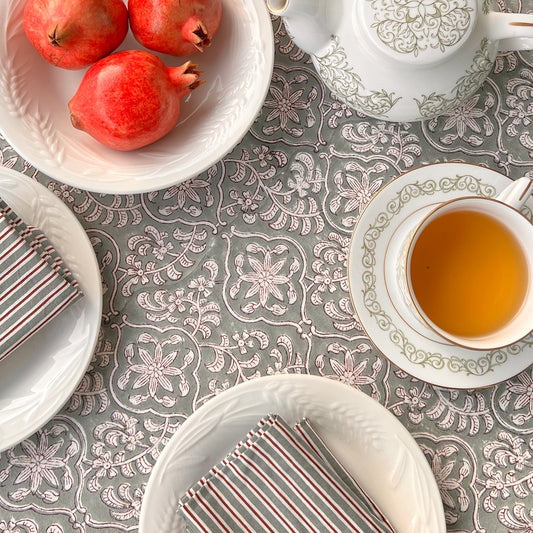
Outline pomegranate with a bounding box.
[68,50,202,151]
[129,0,222,56]
[23,0,129,70]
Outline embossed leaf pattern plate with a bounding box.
[0,168,102,452]
[348,162,533,389]
[139,374,446,533]
[0,0,274,194]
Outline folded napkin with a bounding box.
[0,198,83,360]
[177,414,396,533]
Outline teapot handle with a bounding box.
[486,12,533,51]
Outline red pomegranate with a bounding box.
[129,0,222,56]
[68,50,203,151]
[23,0,129,70]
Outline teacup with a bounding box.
[395,177,533,350]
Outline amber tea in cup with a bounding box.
[409,209,529,339]
[404,184,533,350]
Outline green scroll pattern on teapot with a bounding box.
[415,38,493,118]
[368,0,474,56]
[314,36,400,117]
[314,36,493,119]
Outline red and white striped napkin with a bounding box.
[0,198,83,361]
[177,414,396,532]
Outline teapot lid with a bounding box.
[359,0,478,66]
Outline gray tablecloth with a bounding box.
[1,12,533,533]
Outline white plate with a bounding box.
[0,168,102,452]
[0,0,274,194]
[139,374,446,533]
[348,162,533,390]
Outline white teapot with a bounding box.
[266,0,533,122]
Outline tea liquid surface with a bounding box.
[410,209,528,338]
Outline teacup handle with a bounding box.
[496,177,533,210]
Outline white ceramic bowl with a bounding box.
[0,0,274,194]
[0,167,102,452]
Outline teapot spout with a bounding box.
[266,0,332,56]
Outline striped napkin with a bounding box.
[177,414,396,533]
[0,198,83,360]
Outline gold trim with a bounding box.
[266,0,289,14]
[519,180,533,201]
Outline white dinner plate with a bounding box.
[139,374,446,533]
[0,0,274,194]
[0,167,102,452]
[348,162,533,389]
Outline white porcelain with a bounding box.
[348,162,533,389]
[267,0,533,122]
[139,374,446,533]
[0,0,274,194]
[394,178,533,350]
[0,168,102,452]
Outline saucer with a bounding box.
[348,162,533,389]
[139,375,445,533]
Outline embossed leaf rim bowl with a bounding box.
[0,167,102,453]
[139,374,446,533]
[0,0,274,194]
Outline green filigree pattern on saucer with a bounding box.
[368,0,473,55]
[314,36,400,117]
[361,174,533,375]
[415,38,494,117]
